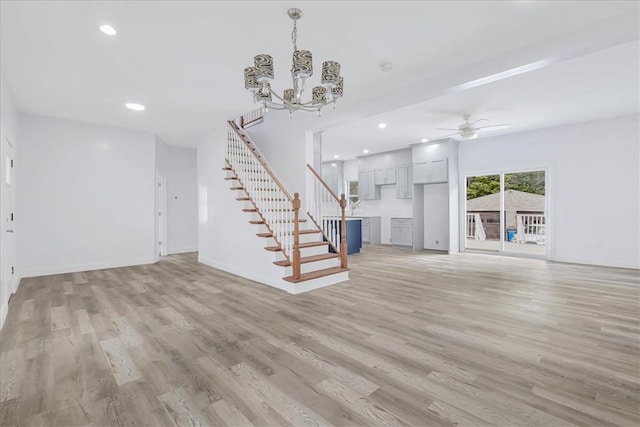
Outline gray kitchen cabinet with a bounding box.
[374,167,397,185]
[358,170,379,200]
[413,158,448,184]
[391,218,413,247]
[396,164,413,199]
[360,216,381,244]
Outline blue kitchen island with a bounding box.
[327,217,362,255]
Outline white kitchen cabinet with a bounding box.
[413,159,448,184]
[358,170,379,200]
[374,167,397,185]
[360,216,381,244]
[396,164,413,199]
[391,218,413,247]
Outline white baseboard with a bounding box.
[21,257,159,278]
[198,256,349,295]
[0,299,7,331]
[198,256,295,293]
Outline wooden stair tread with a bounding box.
[242,208,258,213]
[230,186,245,190]
[299,241,330,249]
[264,240,328,252]
[224,177,239,181]
[283,267,349,283]
[236,197,251,201]
[249,220,265,225]
[222,167,232,171]
[256,229,321,238]
[274,253,339,267]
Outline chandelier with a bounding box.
[243,8,343,117]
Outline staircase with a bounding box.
[223,114,349,294]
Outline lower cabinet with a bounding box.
[390,218,413,247]
[361,216,381,245]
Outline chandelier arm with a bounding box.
[262,101,290,111]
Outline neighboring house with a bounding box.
[466,190,545,241]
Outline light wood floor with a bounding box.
[1,246,639,427]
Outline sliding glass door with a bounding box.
[465,174,501,252]
[465,170,547,257]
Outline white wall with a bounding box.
[155,137,198,254]
[245,113,309,203]
[196,128,288,287]
[0,70,19,329]
[458,114,640,269]
[16,113,158,277]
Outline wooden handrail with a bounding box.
[306,164,340,202]
[228,120,294,202]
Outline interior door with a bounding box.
[1,135,16,303]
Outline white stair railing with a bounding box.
[306,164,347,269]
[238,107,264,129]
[226,120,295,263]
[516,214,545,244]
[466,213,486,240]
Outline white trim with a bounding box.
[198,256,295,293]
[198,255,347,294]
[20,257,158,278]
[0,299,7,331]
[0,274,22,331]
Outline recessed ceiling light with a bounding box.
[421,138,429,143]
[100,24,117,36]
[331,163,337,167]
[363,149,369,154]
[378,123,387,129]
[333,155,339,159]
[125,103,145,111]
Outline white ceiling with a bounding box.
[1,1,638,148]
[323,40,640,160]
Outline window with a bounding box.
[347,180,359,205]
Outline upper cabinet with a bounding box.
[414,158,448,184]
[374,167,397,185]
[358,169,379,200]
[396,164,413,199]
[412,140,456,185]
[321,161,343,196]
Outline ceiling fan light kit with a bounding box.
[437,114,509,140]
[243,8,344,117]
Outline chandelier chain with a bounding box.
[291,20,298,51]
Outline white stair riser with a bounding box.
[259,232,322,246]
[273,244,331,261]
[291,271,350,294]
[282,257,341,275]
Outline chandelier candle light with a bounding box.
[243,8,343,117]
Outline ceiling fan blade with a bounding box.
[476,124,509,131]
[436,128,459,131]
[470,118,489,126]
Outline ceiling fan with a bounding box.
[437,114,509,140]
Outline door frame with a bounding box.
[460,166,550,260]
[157,175,167,257]
[1,134,17,313]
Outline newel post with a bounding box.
[339,193,348,269]
[293,193,301,280]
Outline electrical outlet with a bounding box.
[435,240,439,245]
